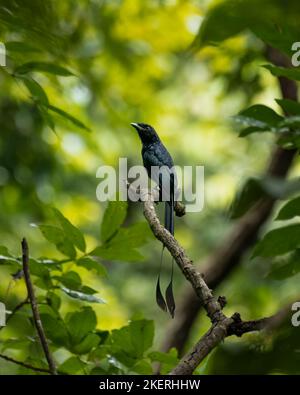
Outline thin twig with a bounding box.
[21,238,57,375]
[0,353,51,374]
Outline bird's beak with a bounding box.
[130,123,140,131]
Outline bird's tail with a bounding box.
[155,173,176,318]
[164,199,174,236]
[165,258,175,318]
[164,175,175,317]
[156,246,167,313]
[156,246,175,318]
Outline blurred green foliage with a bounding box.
[0,0,300,375]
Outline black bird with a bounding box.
[131,122,177,317]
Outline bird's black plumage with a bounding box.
[131,122,176,317]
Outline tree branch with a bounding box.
[21,238,57,375]
[170,299,296,375]
[0,353,51,374]
[142,190,227,323]
[170,320,230,375]
[142,190,235,374]
[142,187,298,374]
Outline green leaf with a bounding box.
[148,349,179,365]
[80,285,98,295]
[34,224,65,244]
[52,208,86,252]
[230,178,265,218]
[39,105,56,131]
[0,246,11,256]
[231,177,300,219]
[6,41,40,53]
[39,313,69,347]
[278,116,300,130]
[32,224,76,259]
[130,320,154,358]
[108,320,155,368]
[193,0,253,47]
[28,259,52,289]
[233,104,283,134]
[276,99,300,116]
[253,224,300,258]
[239,126,268,137]
[72,333,100,355]
[109,222,153,248]
[100,201,128,243]
[19,76,49,105]
[1,338,34,352]
[89,344,111,362]
[15,61,74,76]
[55,271,101,297]
[277,197,300,220]
[59,357,86,374]
[90,222,154,262]
[0,246,20,267]
[36,258,62,270]
[66,307,97,344]
[92,222,153,262]
[193,0,299,57]
[76,256,107,276]
[148,348,179,374]
[131,360,153,375]
[267,250,300,280]
[91,245,144,262]
[57,271,82,290]
[46,292,61,311]
[264,64,300,82]
[55,239,76,259]
[47,104,90,131]
[29,258,50,278]
[60,286,106,304]
[89,366,108,375]
[108,327,135,367]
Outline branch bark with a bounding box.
[170,300,295,375]
[142,188,297,374]
[21,238,57,375]
[142,190,226,323]
[0,353,51,374]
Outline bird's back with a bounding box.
[142,141,174,172]
[142,141,177,196]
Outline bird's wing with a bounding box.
[143,144,177,200]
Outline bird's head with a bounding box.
[131,123,160,144]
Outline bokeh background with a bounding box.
[0,0,299,374]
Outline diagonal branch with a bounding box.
[142,190,227,324]
[142,190,235,374]
[170,300,296,375]
[0,353,51,374]
[142,188,299,374]
[21,238,57,375]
